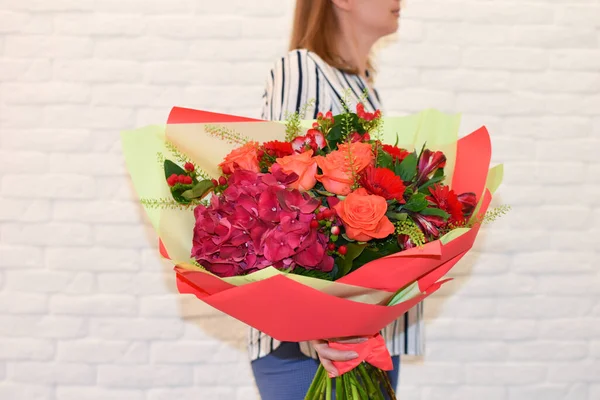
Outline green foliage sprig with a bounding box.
[205,124,250,147]
[395,219,426,247]
[284,98,316,142]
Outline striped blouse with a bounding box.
[248,48,425,361]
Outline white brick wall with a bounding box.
[0,0,599,399]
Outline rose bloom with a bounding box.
[219,141,260,174]
[274,150,318,191]
[333,187,395,242]
[315,142,374,195]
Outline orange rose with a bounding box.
[274,150,317,191]
[219,141,260,174]
[333,188,395,242]
[315,142,374,195]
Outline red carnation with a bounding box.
[426,184,464,224]
[262,140,293,159]
[382,144,410,163]
[356,103,381,122]
[184,162,195,172]
[359,165,406,202]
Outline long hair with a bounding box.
[289,0,375,80]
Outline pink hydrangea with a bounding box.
[191,169,333,277]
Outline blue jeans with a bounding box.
[251,342,400,400]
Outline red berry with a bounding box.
[338,245,347,255]
[177,175,187,184]
[312,122,320,129]
[327,242,336,251]
[184,162,195,172]
[316,212,325,221]
[310,220,319,229]
[218,176,227,186]
[363,132,371,141]
[167,174,178,187]
[183,176,193,184]
[331,226,340,235]
[323,209,334,219]
[317,111,323,120]
[221,165,232,175]
[211,179,218,187]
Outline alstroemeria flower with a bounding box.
[291,129,326,153]
[416,149,446,186]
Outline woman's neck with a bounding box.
[333,16,377,79]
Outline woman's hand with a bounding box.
[310,337,368,377]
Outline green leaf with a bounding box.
[327,123,343,143]
[164,159,185,179]
[397,152,417,182]
[291,266,334,281]
[327,113,360,150]
[353,240,401,268]
[341,233,355,242]
[377,148,394,169]
[404,193,428,212]
[394,161,403,177]
[417,141,427,161]
[420,207,450,219]
[181,179,214,200]
[336,243,367,278]
[418,175,445,193]
[385,211,408,222]
[315,189,337,197]
[170,185,192,204]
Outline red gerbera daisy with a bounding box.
[359,165,406,202]
[382,144,410,163]
[426,184,464,224]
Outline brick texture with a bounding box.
[0,0,599,399]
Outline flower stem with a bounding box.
[357,362,385,400]
[352,369,370,400]
[343,371,354,400]
[371,364,397,400]
[304,364,325,400]
[351,382,360,400]
[336,373,345,398]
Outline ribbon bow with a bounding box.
[327,333,393,377]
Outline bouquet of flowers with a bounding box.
[121,102,506,399]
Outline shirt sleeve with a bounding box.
[260,49,332,121]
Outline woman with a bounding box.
[250,0,423,398]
